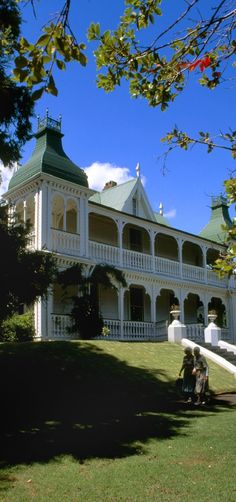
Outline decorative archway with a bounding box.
[182,241,203,267]
[52,194,65,230]
[208,297,227,327]
[89,212,118,246]
[156,288,179,323]
[155,233,178,261]
[66,198,77,233]
[123,223,150,254]
[124,285,151,321]
[184,293,204,324]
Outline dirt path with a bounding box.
[212,393,236,406]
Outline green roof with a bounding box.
[8,115,88,190]
[153,211,170,227]
[89,178,137,211]
[199,196,233,243]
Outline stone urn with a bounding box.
[208,310,217,324]
[170,306,181,321]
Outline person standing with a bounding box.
[193,346,209,405]
[179,347,196,403]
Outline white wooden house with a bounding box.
[4,114,236,342]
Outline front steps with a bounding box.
[200,342,236,366]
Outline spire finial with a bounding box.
[136,162,140,177]
[159,202,163,215]
[37,110,62,132]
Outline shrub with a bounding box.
[0,312,35,342]
[69,294,103,339]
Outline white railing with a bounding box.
[50,231,232,290]
[50,316,168,341]
[123,249,153,271]
[123,321,154,340]
[89,241,120,265]
[207,269,228,286]
[155,256,180,276]
[52,315,232,343]
[51,229,80,256]
[123,321,167,340]
[182,263,205,282]
[186,324,205,342]
[101,319,121,339]
[221,328,230,341]
[51,314,73,339]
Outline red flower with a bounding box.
[199,56,211,71]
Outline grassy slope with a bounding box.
[0,340,236,502]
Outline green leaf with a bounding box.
[78,52,87,67]
[15,56,28,68]
[87,23,101,41]
[36,34,51,46]
[13,68,29,82]
[32,87,45,101]
[56,59,66,70]
[46,75,58,96]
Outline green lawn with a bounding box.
[0,340,236,501]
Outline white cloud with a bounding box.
[164,208,177,219]
[0,164,15,197]
[84,161,133,191]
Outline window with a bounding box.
[132,198,137,216]
[129,228,142,252]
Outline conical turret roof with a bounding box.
[199,196,233,243]
[8,113,88,190]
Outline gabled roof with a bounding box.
[8,115,88,190]
[89,177,157,222]
[90,178,137,210]
[199,196,233,243]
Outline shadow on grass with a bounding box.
[0,341,233,471]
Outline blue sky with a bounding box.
[2,0,235,235]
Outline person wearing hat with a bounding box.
[179,347,196,403]
[192,346,209,405]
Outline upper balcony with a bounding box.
[17,195,232,289]
[51,226,229,288]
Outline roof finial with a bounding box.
[136,162,140,177]
[37,110,62,132]
[159,202,163,215]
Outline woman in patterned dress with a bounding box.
[179,347,196,402]
[193,346,209,405]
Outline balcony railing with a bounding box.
[49,230,231,288]
[50,315,168,341]
[155,256,180,276]
[51,229,80,256]
[89,240,120,265]
[51,314,73,339]
[50,314,231,342]
[182,263,205,282]
[123,249,153,271]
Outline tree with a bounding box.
[1,1,235,164]
[1,1,235,271]
[88,1,236,157]
[0,203,57,325]
[0,0,87,166]
[213,178,236,276]
[57,263,127,339]
[0,0,34,166]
